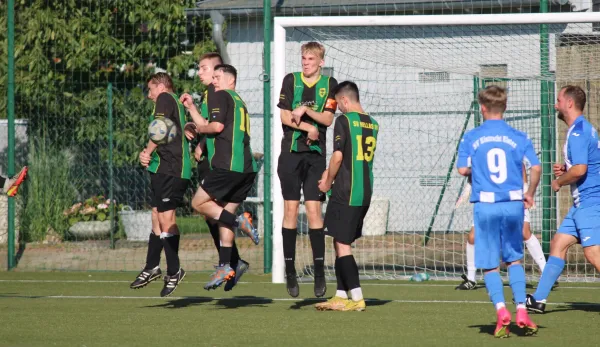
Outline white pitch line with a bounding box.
[0,295,597,307]
[1,279,600,290]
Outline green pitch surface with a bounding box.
[1,272,599,346]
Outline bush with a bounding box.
[20,140,81,241]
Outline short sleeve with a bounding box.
[568,126,590,165]
[457,132,472,169]
[155,93,178,123]
[333,115,348,152]
[324,77,338,113]
[208,91,230,124]
[277,73,294,111]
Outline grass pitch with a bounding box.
[0,272,599,346]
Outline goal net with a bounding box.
[271,13,600,283]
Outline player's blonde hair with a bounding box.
[478,85,507,113]
[147,72,173,91]
[301,41,325,60]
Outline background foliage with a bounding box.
[0,0,217,239]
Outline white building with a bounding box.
[190,0,597,234]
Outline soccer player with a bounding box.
[186,64,259,290]
[457,86,540,337]
[1,166,28,197]
[315,81,377,312]
[133,72,190,297]
[180,52,250,291]
[527,85,600,314]
[456,167,547,290]
[277,41,338,298]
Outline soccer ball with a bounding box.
[148,117,177,144]
[409,273,431,282]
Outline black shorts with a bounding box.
[201,168,257,203]
[150,173,189,213]
[277,151,325,201]
[324,201,370,245]
[196,158,211,182]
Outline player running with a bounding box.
[527,85,600,313]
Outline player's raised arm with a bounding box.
[300,78,337,127]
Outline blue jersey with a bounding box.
[563,115,600,207]
[457,120,540,203]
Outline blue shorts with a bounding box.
[557,205,600,248]
[474,201,524,270]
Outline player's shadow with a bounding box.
[365,298,392,307]
[214,296,273,309]
[144,296,213,309]
[469,323,545,337]
[289,298,392,310]
[289,298,321,310]
[546,302,600,314]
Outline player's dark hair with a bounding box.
[333,81,360,102]
[214,64,237,82]
[478,85,507,113]
[199,52,223,65]
[561,85,586,111]
[147,72,173,91]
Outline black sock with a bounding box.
[207,220,220,252]
[219,246,232,266]
[338,254,360,290]
[335,257,348,292]
[0,176,5,188]
[161,234,180,276]
[309,228,325,277]
[282,228,297,274]
[217,210,238,228]
[145,232,163,269]
[231,241,241,268]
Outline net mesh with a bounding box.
[282,22,600,281]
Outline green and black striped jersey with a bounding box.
[147,92,192,179]
[206,90,258,173]
[277,72,338,155]
[330,112,379,206]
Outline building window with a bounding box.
[418,71,450,83]
[419,175,447,187]
[480,64,508,78]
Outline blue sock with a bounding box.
[533,256,565,301]
[484,271,505,307]
[508,264,526,304]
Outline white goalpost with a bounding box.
[271,12,600,283]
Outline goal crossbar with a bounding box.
[271,12,600,283]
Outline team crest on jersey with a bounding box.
[319,88,326,98]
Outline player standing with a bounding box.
[457,86,540,337]
[133,73,190,297]
[180,52,250,291]
[315,81,377,312]
[277,42,338,297]
[186,64,259,290]
[527,86,600,313]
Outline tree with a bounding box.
[0,0,216,165]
